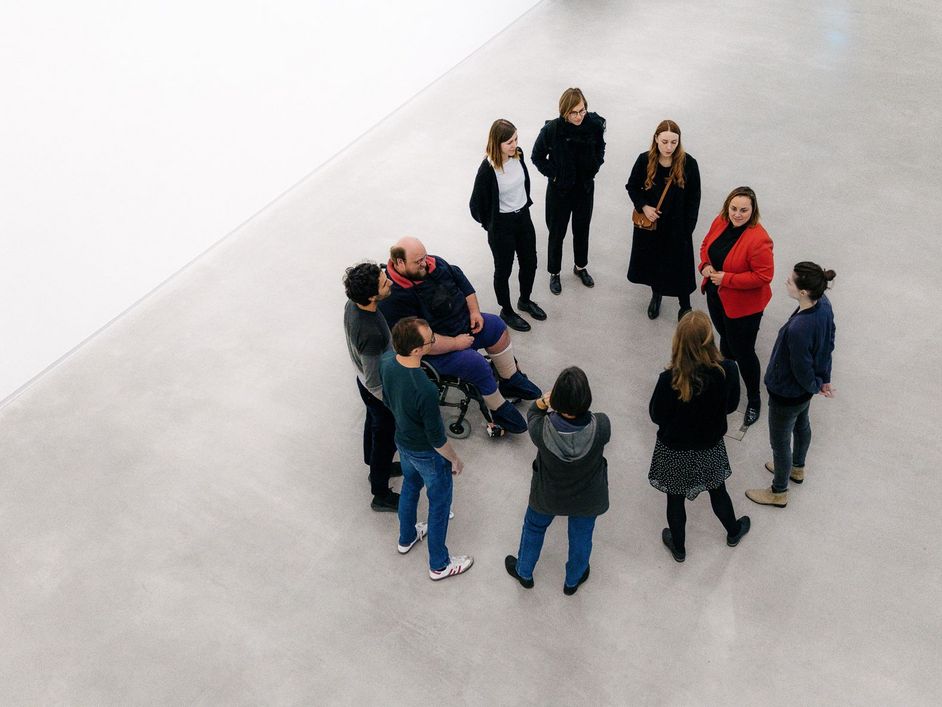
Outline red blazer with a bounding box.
[698,215,774,318]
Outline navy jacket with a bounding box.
[379,256,475,338]
[764,295,836,398]
[469,148,533,231]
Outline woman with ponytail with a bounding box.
[746,262,837,508]
[647,311,750,562]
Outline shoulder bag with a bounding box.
[631,178,672,231]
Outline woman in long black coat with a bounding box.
[626,119,701,321]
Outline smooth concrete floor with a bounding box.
[2,0,941,703]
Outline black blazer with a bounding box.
[469,148,533,231]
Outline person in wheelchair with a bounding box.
[380,237,541,434]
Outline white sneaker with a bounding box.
[429,555,474,581]
[398,521,428,554]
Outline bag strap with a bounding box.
[654,178,673,211]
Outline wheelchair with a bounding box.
[421,358,515,439]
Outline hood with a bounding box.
[386,256,438,289]
[541,413,598,462]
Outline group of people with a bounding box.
[342,87,838,589]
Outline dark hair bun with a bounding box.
[824,269,837,281]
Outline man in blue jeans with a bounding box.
[380,316,473,581]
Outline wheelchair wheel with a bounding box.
[446,416,471,439]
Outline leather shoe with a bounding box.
[504,555,534,589]
[744,402,761,426]
[500,308,530,332]
[549,273,561,295]
[563,565,590,595]
[573,266,594,288]
[517,299,547,321]
[661,528,685,562]
[647,293,662,319]
[678,307,692,321]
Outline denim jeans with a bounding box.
[356,379,397,497]
[768,397,812,492]
[515,506,596,587]
[397,446,453,571]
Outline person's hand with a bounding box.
[453,333,474,350]
[820,383,835,398]
[701,264,715,277]
[708,270,725,286]
[642,205,660,222]
[451,456,464,475]
[469,311,484,334]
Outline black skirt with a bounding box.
[648,438,731,500]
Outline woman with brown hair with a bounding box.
[532,87,606,296]
[698,186,774,426]
[626,119,701,321]
[470,119,545,332]
[648,311,750,562]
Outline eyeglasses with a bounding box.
[568,108,587,119]
[423,334,436,347]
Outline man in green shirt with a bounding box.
[381,316,473,581]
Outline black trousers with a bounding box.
[706,288,763,405]
[356,378,397,497]
[652,286,691,310]
[666,483,739,553]
[546,182,594,274]
[487,208,537,310]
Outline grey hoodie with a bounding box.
[527,402,611,517]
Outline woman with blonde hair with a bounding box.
[626,119,701,321]
[531,87,606,295]
[648,311,750,562]
[470,119,545,332]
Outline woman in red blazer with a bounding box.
[698,186,773,426]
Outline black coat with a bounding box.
[531,113,606,193]
[468,148,533,232]
[626,153,701,296]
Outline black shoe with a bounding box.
[744,402,761,426]
[727,516,751,547]
[549,274,561,295]
[504,555,534,589]
[647,293,662,319]
[370,491,400,512]
[517,299,547,321]
[661,528,685,562]
[678,307,692,321]
[390,461,403,478]
[563,565,590,595]
[573,266,595,288]
[500,308,531,332]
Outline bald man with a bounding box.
[379,237,541,434]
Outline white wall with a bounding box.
[0,0,539,403]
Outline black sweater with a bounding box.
[649,360,740,450]
[531,113,606,192]
[468,148,533,232]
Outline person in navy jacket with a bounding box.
[746,262,837,507]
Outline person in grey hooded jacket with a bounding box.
[504,366,610,595]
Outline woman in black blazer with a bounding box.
[470,119,546,331]
[626,119,701,321]
[648,311,750,562]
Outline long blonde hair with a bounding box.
[669,311,724,402]
[644,119,687,190]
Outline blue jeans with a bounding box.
[768,397,812,492]
[397,447,453,571]
[515,506,596,587]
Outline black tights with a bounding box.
[652,287,690,310]
[666,483,740,553]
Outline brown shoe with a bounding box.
[765,461,805,484]
[745,486,788,508]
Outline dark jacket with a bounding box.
[469,149,534,232]
[649,359,740,450]
[531,113,606,193]
[527,402,611,517]
[764,295,836,399]
[379,256,475,337]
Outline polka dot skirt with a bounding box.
[648,438,732,500]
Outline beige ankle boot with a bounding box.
[745,486,788,507]
[765,461,805,484]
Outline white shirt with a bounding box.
[495,157,527,213]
